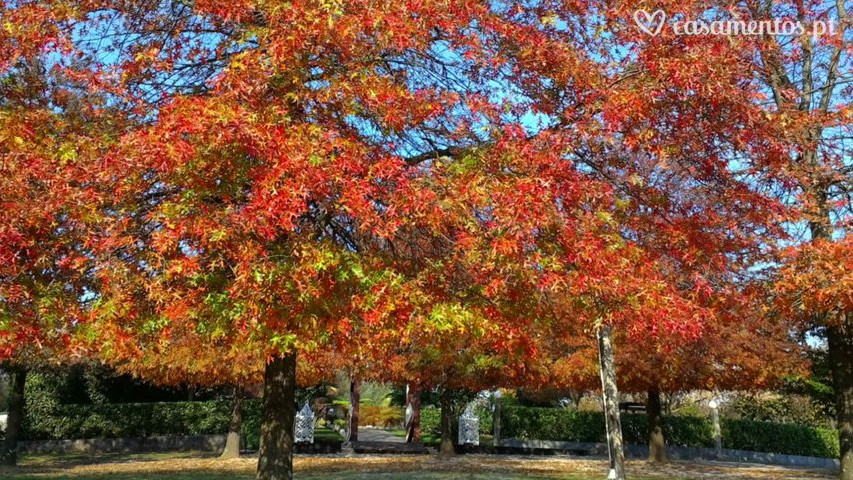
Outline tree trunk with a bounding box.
[257,354,296,480]
[808,185,851,480]
[597,326,626,480]
[439,390,455,456]
[647,387,667,463]
[405,384,421,443]
[568,390,583,409]
[349,378,360,442]
[220,386,243,460]
[829,318,853,480]
[1,368,26,466]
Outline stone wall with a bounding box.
[19,434,227,455]
[493,438,840,470]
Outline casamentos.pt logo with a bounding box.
[633,9,838,39]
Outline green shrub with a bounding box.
[721,419,839,458]
[23,401,234,440]
[22,400,840,459]
[721,392,833,428]
[665,415,715,447]
[23,398,345,451]
[241,400,262,451]
[360,405,404,428]
[500,406,834,458]
[420,405,492,436]
[502,407,605,442]
[618,413,713,448]
[420,406,439,434]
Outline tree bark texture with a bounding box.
[647,387,667,463]
[220,386,243,460]
[598,326,626,480]
[1,368,26,466]
[257,354,297,480]
[829,319,853,480]
[439,390,456,456]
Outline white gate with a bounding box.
[294,402,315,444]
[458,404,479,446]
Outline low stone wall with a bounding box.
[20,434,342,455]
[19,434,227,455]
[493,438,840,470]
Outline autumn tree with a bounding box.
[681,2,852,476]
[4,3,846,480]
[465,2,817,474]
[385,127,730,470]
[1,2,510,477]
[62,2,508,479]
[495,2,850,474]
[0,55,118,464]
[542,282,806,462]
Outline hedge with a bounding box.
[420,405,493,436]
[23,399,345,451]
[501,406,839,458]
[721,418,838,458]
[23,400,235,441]
[22,401,840,459]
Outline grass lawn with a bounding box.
[0,451,835,480]
[312,427,344,443]
[2,472,619,480]
[387,429,493,446]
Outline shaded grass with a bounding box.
[18,451,214,468]
[1,473,614,480]
[1,452,650,480]
[313,427,344,443]
[4,473,249,480]
[0,450,833,480]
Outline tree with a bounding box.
[777,236,853,475]
[543,283,805,462]
[473,2,816,472]
[5,3,844,479]
[91,305,265,459]
[0,57,114,464]
[624,287,806,463]
[703,3,852,476]
[382,129,729,471]
[65,3,508,479]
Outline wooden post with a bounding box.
[597,326,626,480]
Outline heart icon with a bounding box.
[633,9,666,36]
